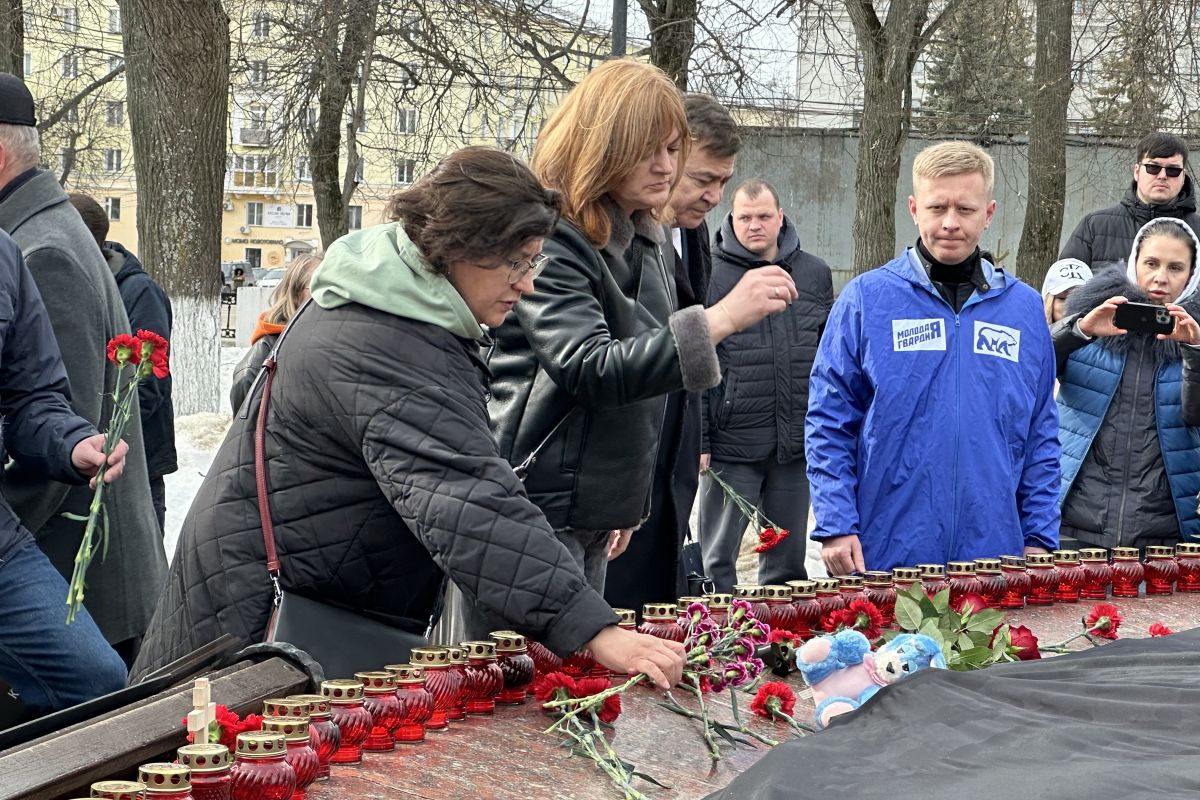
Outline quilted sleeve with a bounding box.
[361,384,619,655]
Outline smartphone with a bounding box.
[1113,301,1176,335]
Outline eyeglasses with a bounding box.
[1142,162,1185,178]
[506,253,549,285]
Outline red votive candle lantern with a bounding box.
[836,574,867,606]
[408,647,457,730]
[176,744,231,800]
[972,559,1007,609]
[489,630,535,704]
[1176,542,1200,592]
[1078,548,1112,600]
[863,571,897,624]
[137,764,192,800]
[1144,545,1180,595]
[90,780,147,799]
[385,663,434,742]
[321,679,371,764]
[286,694,339,780]
[1110,546,1144,598]
[446,646,469,721]
[526,638,564,678]
[639,603,686,642]
[261,718,319,799]
[763,584,800,634]
[704,593,732,626]
[946,561,982,606]
[814,578,846,629]
[917,563,949,598]
[786,580,821,640]
[891,566,921,596]
[461,640,504,715]
[230,733,295,800]
[732,585,772,625]
[1053,550,1085,602]
[1026,553,1059,605]
[999,555,1030,609]
[356,671,401,751]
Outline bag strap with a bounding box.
[513,408,574,480]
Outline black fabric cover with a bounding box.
[705,630,1200,799]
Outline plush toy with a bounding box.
[796,631,945,729]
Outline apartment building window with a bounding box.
[245,248,262,270]
[400,62,419,89]
[356,112,368,133]
[106,100,123,126]
[395,108,417,134]
[230,155,279,188]
[248,60,268,86]
[108,8,122,33]
[109,55,124,76]
[64,106,78,124]
[60,54,79,79]
[295,157,311,181]
[252,12,270,38]
[246,104,267,130]
[104,148,123,172]
[304,106,317,128]
[296,203,313,227]
[57,5,79,32]
[105,197,121,221]
[22,53,31,77]
[245,201,264,227]
[348,205,362,230]
[57,147,69,173]
[399,14,421,36]
[354,158,364,182]
[394,159,416,186]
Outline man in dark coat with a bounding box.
[0,76,165,668]
[699,178,833,591]
[68,193,177,534]
[604,94,739,615]
[1060,132,1200,268]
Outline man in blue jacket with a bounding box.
[806,142,1060,574]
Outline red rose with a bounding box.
[1084,603,1122,640]
[106,333,142,366]
[823,599,884,641]
[952,593,988,614]
[1149,623,1175,637]
[1006,624,1041,660]
[754,527,791,553]
[532,671,577,704]
[750,681,796,719]
[597,693,622,724]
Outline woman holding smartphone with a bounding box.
[1053,217,1200,551]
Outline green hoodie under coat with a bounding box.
[310,222,483,340]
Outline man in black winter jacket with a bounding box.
[699,179,833,592]
[1060,132,1200,268]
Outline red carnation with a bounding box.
[1149,623,1175,637]
[1084,603,1122,640]
[769,628,799,647]
[750,681,796,719]
[532,671,577,704]
[572,677,611,698]
[754,527,791,553]
[952,593,988,614]
[823,599,884,641]
[106,333,142,366]
[597,693,622,724]
[561,651,596,678]
[136,330,170,378]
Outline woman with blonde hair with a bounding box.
[487,59,795,602]
[229,252,323,411]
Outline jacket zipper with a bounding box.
[1114,339,1145,545]
[950,314,961,558]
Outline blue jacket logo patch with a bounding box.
[892,318,946,352]
[973,321,1021,363]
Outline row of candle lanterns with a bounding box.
[79,631,539,800]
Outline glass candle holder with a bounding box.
[1144,545,1180,596]
[639,603,686,642]
[91,781,148,800]
[1026,553,1059,605]
[286,694,339,781]
[971,559,1007,609]
[230,733,295,800]
[999,555,1030,609]
[946,561,982,606]
[137,764,191,800]
[385,664,434,743]
[177,744,231,800]
[917,563,949,598]
[408,642,453,734]
[1110,546,1144,598]
[446,646,469,721]
[614,608,637,631]
[1078,548,1112,600]
[526,638,564,678]
[862,571,897,625]
[732,585,772,626]
[814,578,846,630]
[1052,550,1085,602]
[460,640,504,715]
[836,574,867,606]
[321,679,371,764]
[490,630,535,704]
[355,671,402,751]
[763,585,800,634]
[705,593,732,626]
[785,580,821,640]
[891,567,922,596]
[1176,542,1200,593]
[261,718,319,799]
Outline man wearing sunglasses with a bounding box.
[1060,132,1200,268]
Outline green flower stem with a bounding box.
[662,688,721,761]
[542,673,645,736]
[700,467,782,532]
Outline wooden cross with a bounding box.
[186,678,216,745]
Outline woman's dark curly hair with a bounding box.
[385,146,561,275]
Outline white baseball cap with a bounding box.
[1042,258,1093,298]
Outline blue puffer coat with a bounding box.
[805,248,1060,571]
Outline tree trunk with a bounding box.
[853,68,911,273]
[1016,0,1072,281]
[118,0,229,414]
[0,0,22,78]
[638,0,696,90]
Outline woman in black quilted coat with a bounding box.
[131,148,685,688]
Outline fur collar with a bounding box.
[1065,265,1200,362]
[600,197,665,260]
